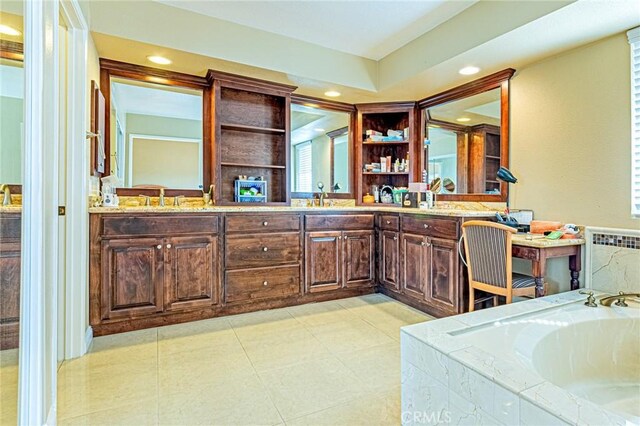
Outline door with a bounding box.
[401,233,428,300]
[380,230,400,291]
[343,230,374,288]
[425,237,459,313]
[101,238,164,320]
[165,235,219,311]
[305,231,342,292]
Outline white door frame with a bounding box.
[19,0,88,424]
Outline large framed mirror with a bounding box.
[99,59,211,196]
[290,95,355,199]
[0,39,23,194]
[418,69,515,202]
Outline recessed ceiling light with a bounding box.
[314,128,325,132]
[456,117,471,122]
[0,25,21,36]
[459,66,480,75]
[147,55,172,65]
[324,90,341,97]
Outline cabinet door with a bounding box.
[401,233,428,300]
[343,230,374,288]
[305,231,342,293]
[101,238,164,320]
[380,230,400,291]
[425,237,459,314]
[0,241,20,349]
[165,235,219,311]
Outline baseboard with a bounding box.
[84,326,93,353]
[45,403,56,426]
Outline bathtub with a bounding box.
[401,291,640,425]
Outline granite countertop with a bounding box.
[512,233,586,248]
[0,205,22,213]
[88,204,499,218]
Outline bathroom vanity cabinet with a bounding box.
[90,209,478,335]
[0,212,21,350]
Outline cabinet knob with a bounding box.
[156,244,162,249]
[421,241,426,246]
[386,220,391,224]
[393,236,398,241]
[338,236,342,240]
[423,224,429,229]
[166,244,172,249]
[263,281,268,286]
[262,221,268,226]
[262,247,268,252]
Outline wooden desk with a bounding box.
[511,235,585,298]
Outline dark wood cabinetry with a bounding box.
[425,237,459,313]
[343,230,374,287]
[379,230,400,291]
[0,213,21,350]
[401,233,429,299]
[305,231,342,292]
[468,124,501,194]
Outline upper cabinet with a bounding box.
[207,71,297,205]
[418,69,515,202]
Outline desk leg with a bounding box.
[531,254,547,298]
[569,246,582,290]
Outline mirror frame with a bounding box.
[0,40,24,193]
[290,94,356,199]
[418,68,515,202]
[99,58,211,196]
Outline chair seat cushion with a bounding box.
[512,273,536,289]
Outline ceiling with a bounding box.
[84,0,640,103]
[156,0,476,60]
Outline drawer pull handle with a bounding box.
[263,221,268,226]
[263,281,268,286]
[156,244,162,249]
[166,244,172,249]
[423,224,429,229]
[262,247,268,252]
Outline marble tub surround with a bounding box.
[400,290,637,425]
[585,226,640,294]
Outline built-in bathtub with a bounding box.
[401,291,640,425]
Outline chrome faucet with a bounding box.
[0,184,11,206]
[600,291,640,307]
[139,195,151,206]
[173,195,184,206]
[317,182,327,207]
[159,188,166,207]
[579,290,597,307]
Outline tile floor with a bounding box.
[0,349,18,425]
[54,294,433,425]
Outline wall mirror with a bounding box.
[419,69,514,202]
[290,96,354,198]
[100,59,210,196]
[0,39,23,187]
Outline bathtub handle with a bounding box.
[578,290,597,308]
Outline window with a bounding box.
[629,27,640,216]
[295,141,312,192]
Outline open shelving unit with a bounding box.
[208,71,297,205]
[468,124,501,194]
[355,102,418,205]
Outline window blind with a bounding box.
[295,141,312,192]
[629,27,640,217]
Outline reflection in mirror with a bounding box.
[425,87,501,194]
[0,4,22,424]
[109,78,203,189]
[290,104,350,194]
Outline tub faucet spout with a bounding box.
[600,292,640,307]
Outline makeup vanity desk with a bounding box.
[511,234,585,298]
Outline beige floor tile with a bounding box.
[285,389,400,426]
[240,326,331,372]
[57,400,158,426]
[90,328,157,353]
[307,318,395,355]
[57,358,157,419]
[159,373,282,425]
[258,357,366,420]
[158,345,254,393]
[286,300,358,326]
[229,309,302,342]
[336,343,401,392]
[0,349,18,368]
[158,317,239,356]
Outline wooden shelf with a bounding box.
[485,155,501,160]
[221,162,286,169]
[363,172,409,175]
[220,123,286,135]
[486,179,499,184]
[362,140,409,145]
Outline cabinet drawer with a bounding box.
[225,233,300,269]
[102,215,218,237]
[305,214,374,231]
[0,214,21,241]
[225,214,300,233]
[401,215,458,239]
[225,265,300,303]
[378,214,399,231]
